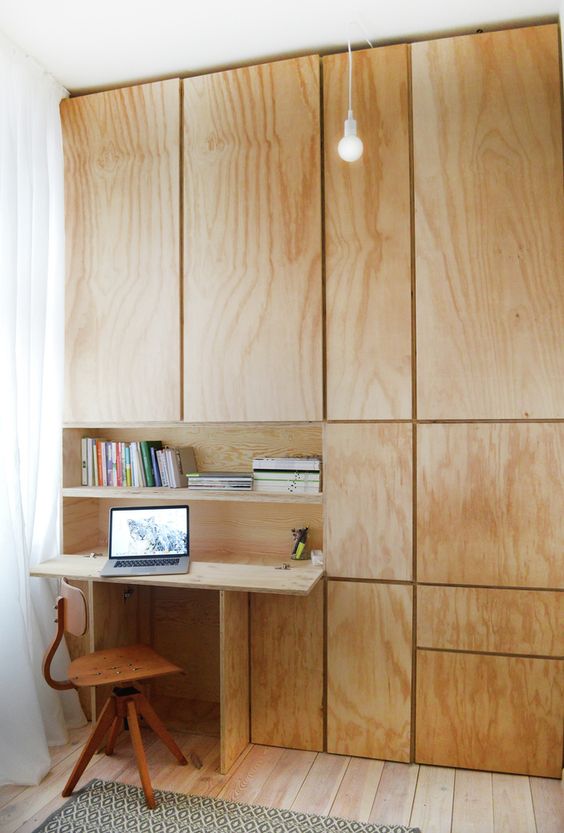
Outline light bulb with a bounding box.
[338,110,363,162]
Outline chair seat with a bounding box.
[68,643,182,687]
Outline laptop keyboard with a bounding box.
[114,558,180,568]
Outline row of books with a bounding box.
[252,456,321,494]
[80,438,197,489]
[80,441,322,494]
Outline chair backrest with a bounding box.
[43,578,88,691]
[60,578,88,636]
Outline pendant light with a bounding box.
[338,26,374,163]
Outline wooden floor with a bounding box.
[0,726,562,833]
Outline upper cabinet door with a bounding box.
[413,25,564,419]
[62,81,181,423]
[323,46,412,420]
[183,57,323,422]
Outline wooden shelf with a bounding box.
[62,486,322,504]
[31,555,324,596]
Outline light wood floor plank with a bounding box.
[5,730,562,833]
[410,765,455,833]
[13,733,137,833]
[530,776,564,833]
[7,728,139,833]
[330,758,385,822]
[150,733,219,794]
[253,748,317,808]
[492,773,536,833]
[292,753,349,815]
[452,770,494,833]
[217,745,285,803]
[370,761,420,826]
[0,724,91,813]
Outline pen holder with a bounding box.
[290,527,310,560]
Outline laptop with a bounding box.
[100,505,190,577]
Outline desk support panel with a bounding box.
[220,592,250,772]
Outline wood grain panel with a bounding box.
[62,498,102,553]
[417,423,564,587]
[418,586,564,656]
[409,765,455,833]
[251,581,323,751]
[62,80,181,422]
[416,650,564,777]
[323,46,412,420]
[327,581,412,761]
[220,591,250,773]
[413,24,564,418]
[151,588,220,702]
[90,580,142,715]
[90,497,322,565]
[324,423,412,579]
[183,56,322,421]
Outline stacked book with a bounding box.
[187,472,253,491]
[81,438,197,489]
[252,457,321,494]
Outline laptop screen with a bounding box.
[108,505,189,560]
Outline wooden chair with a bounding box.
[43,578,189,808]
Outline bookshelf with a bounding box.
[61,422,324,562]
[63,486,322,504]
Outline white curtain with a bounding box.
[0,32,85,787]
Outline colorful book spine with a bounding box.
[151,446,162,487]
[81,438,88,485]
[125,445,132,487]
[140,441,155,487]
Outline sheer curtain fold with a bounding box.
[0,33,85,787]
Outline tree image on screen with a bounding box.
[127,517,187,555]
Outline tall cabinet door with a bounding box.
[62,80,181,422]
[323,46,412,420]
[183,57,323,422]
[413,25,564,419]
[327,581,412,761]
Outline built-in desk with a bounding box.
[31,556,323,773]
[31,555,323,595]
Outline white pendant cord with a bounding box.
[338,22,374,162]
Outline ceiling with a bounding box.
[0,0,559,93]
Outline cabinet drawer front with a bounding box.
[418,586,564,656]
[416,650,564,777]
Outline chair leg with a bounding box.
[62,697,116,797]
[105,715,123,756]
[127,700,155,810]
[136,693,187,765]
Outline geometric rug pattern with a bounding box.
[32,778,422,833]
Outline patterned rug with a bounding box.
[32,778,421,833]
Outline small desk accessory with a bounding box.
[291,527,309,560]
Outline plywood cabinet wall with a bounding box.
[183,56,323,422]
[410,24,564,778]
[60,23,563,777]
[61,80,181,422]
[323,46,412,420]
[413,24,564,420]
[323,23,563,776]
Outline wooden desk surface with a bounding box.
[30,555,324,596]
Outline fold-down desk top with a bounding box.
[30,555,324,596]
